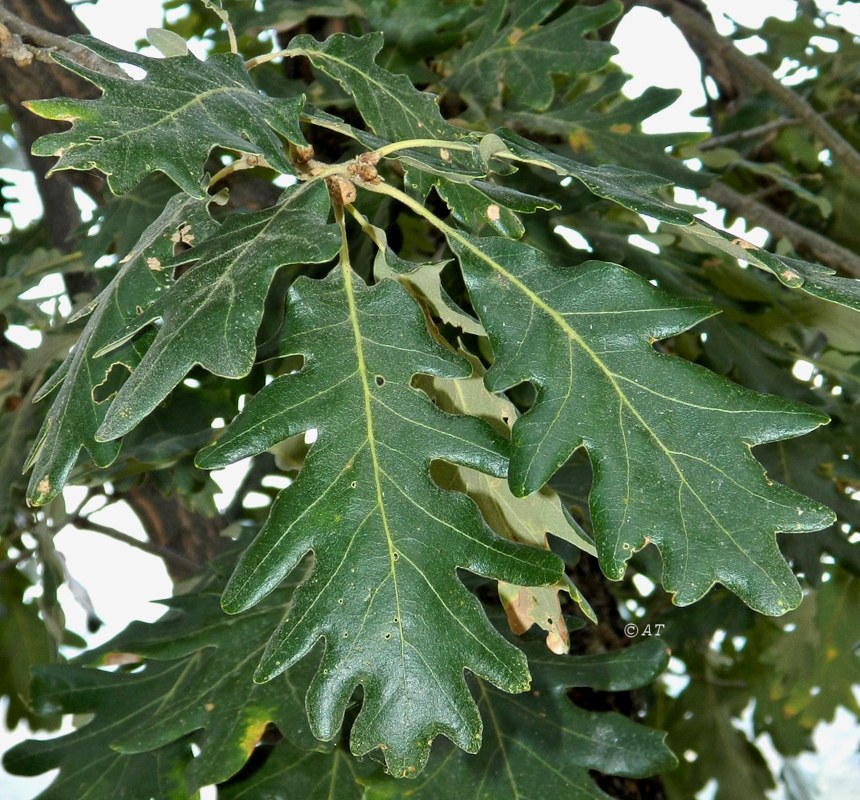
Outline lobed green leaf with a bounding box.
[446,232,834,614]
[96,181,340,442]
[197,256,563,776]
[25,194,216,506]
[27,37,304,196]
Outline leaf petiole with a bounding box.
[344,203,384,250]
[372,138,477,160]
[361,179,464,247]
[244,47,303,70]
[207,153,271,190]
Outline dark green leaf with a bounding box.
[363,638,675,798]
[509,74,708,188]
[655,668,774,800]
[27,37,305,196]
[754,569,860,749]
[676,220,860,312]
[289,33,484,181]
[0,569,59,731]
[197,256,562,776]
[446,231,834,614]
[4,729,193,800]
[96,181,340,442]
[25,194,216,506]
[493,128,695,224]
[81,174,180,266]
[434,179,559,238]
[219,744,373,800]
[444,0,620,112]
[4,577,321,796]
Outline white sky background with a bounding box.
[2,1,860,798]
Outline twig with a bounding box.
[72,515,201,572]
[0,547,36,573]
[641,0,860,182]
[700,110,848,151]
[699,117,801,150]
[0,6,126,78]
[703,181,860,278]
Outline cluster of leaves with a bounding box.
[4,555,675,799]
[1,1,859,798]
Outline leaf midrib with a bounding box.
[63,85,245,152]
[448,231,791,596]
[340,255,408,672]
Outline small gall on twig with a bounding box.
[349,151,382,185]
[327,175,357,206]
[294,144,315,164]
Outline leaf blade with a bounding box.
[96,181,340,442]
[27,37,304,196]
[197,256,563,775]
[445,231,834,614]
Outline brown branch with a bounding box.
[699,117,801,150]
[0,0,103,249]
[0,4,125,78]
[0,547,36,572]
[637,0,860,182]
[122,481,230,581]
[703,181,860,279]
[72,515,202,574]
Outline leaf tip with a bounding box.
[194,446,220,470]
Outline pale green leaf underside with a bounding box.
[27,36,305,196]
[447,233,834,614]
[365,217,484,335]
[445,0,621,112]
[197,260,562,776]
[95,181,340,442]
[420,352,596,647]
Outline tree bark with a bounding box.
[0,0,99,248]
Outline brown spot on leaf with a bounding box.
[568,129,592,153]
[508,27,525,45]
[486,204,501,222]
[610,123,633,135]
[731,237,754,250]
[102,652,142,666]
